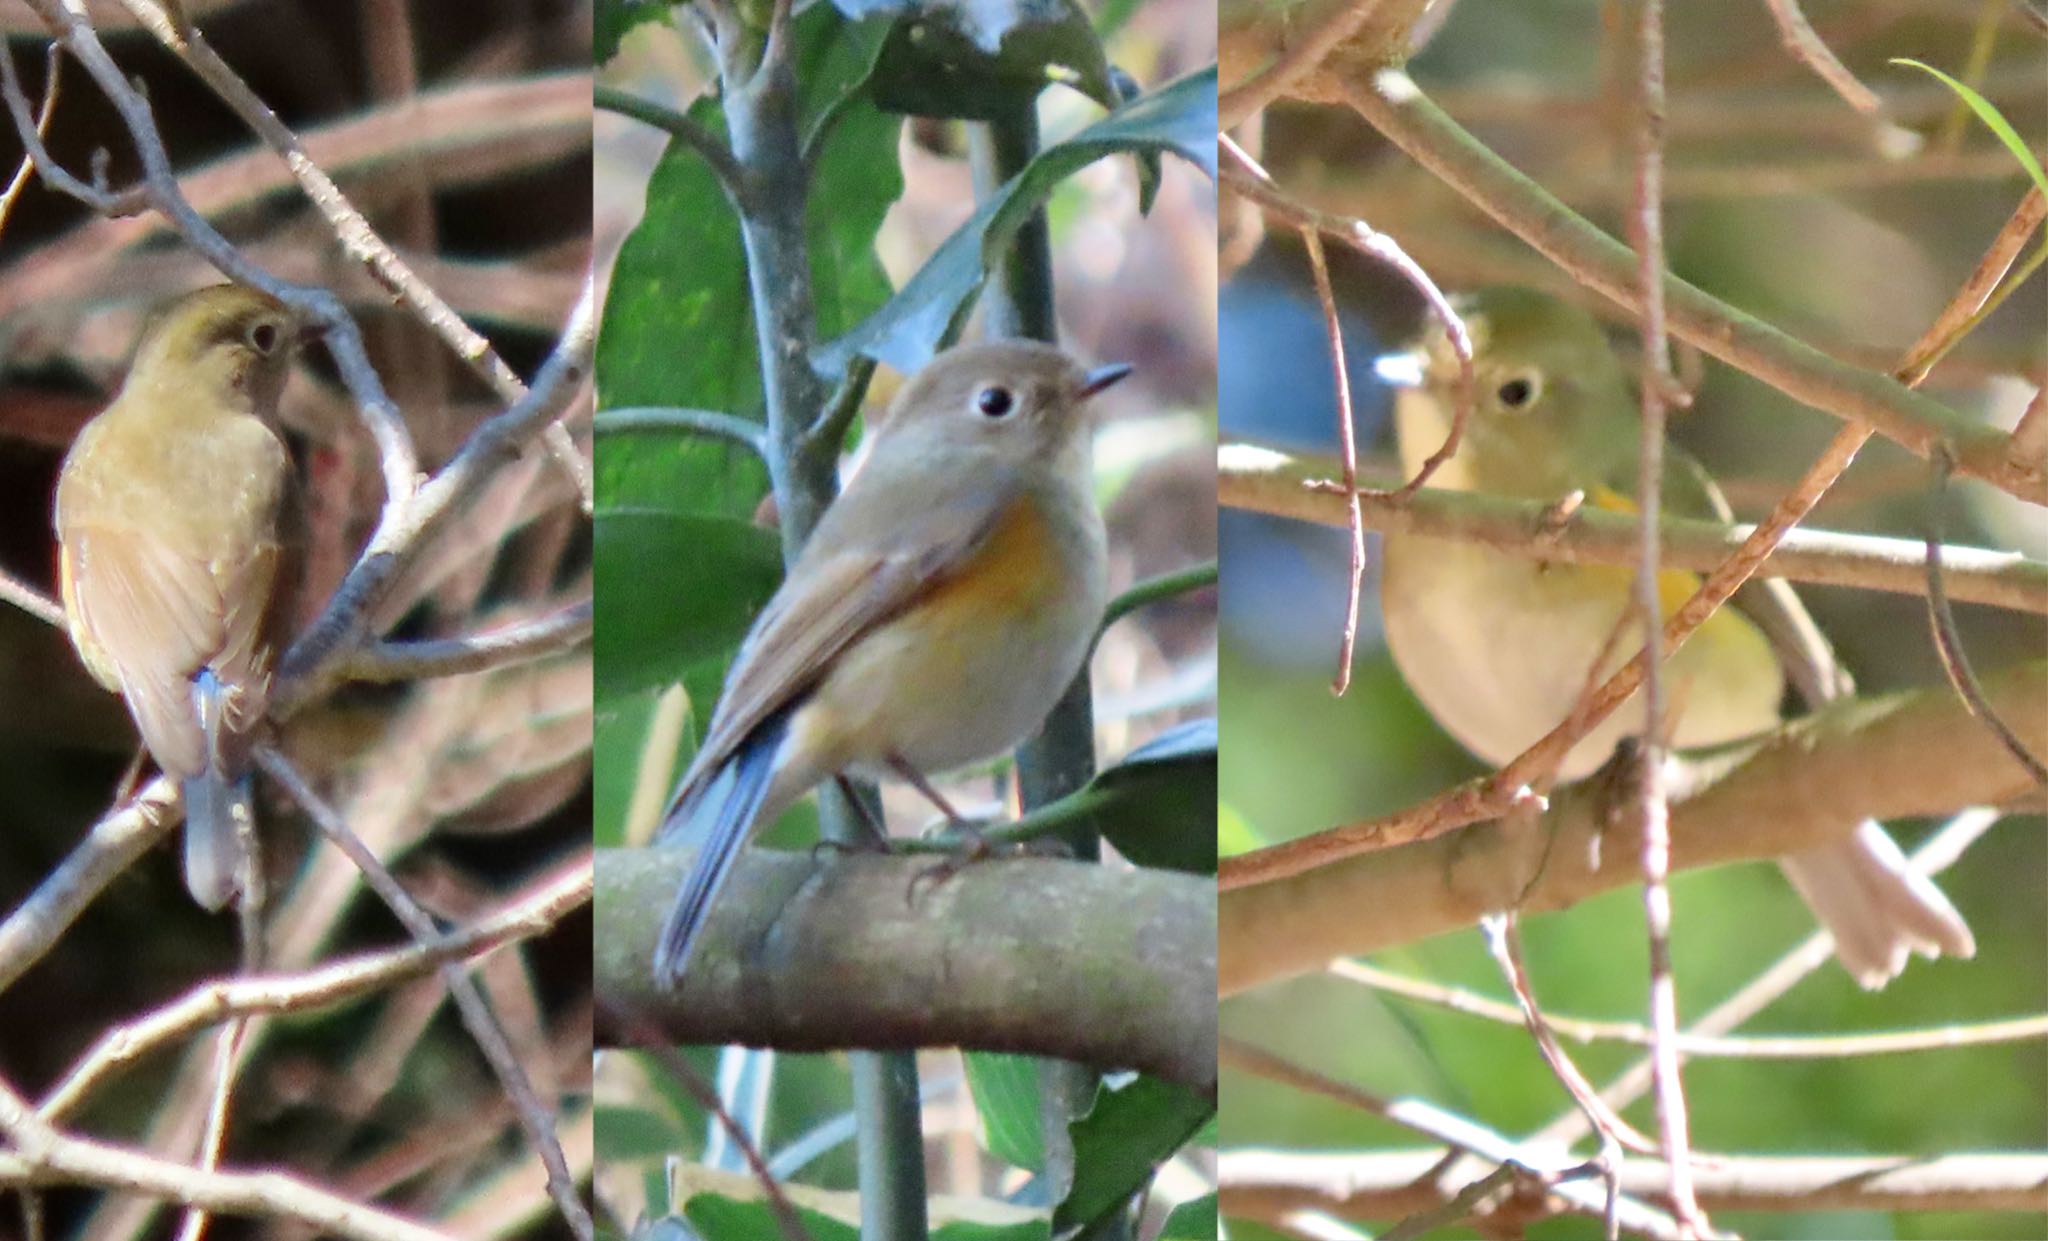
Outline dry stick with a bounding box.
[254,749,592,1241]
[110,0,591,509]
[604,1005,814,1241]
[340,598,592,683]
[1336,70,2044,505]
[1298,225,1368,695]
[1217,444,2048,612]
[1926,448,2048,783]
[1758,0,1882,114]
[0,42,58,230]
[1896,186,2045,388]
[1218,1037,1689,1238]
[41,861,590,1122]
[1528,807,2002,1152]
[1622,4,1703,1234]
[1217,147,1477,500]
[1481,917,1634,1240]
[0,777,177,994]
[1333,958,2048,1056]
[1220,424,1873,891]
[0,1076,452,1241]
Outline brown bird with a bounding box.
[55,284,306,910]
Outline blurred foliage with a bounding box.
[1220,1,2046,1238]
[593,0,1217,1232]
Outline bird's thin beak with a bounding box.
[1079,362,1134,398]
[1371,350,1426,389]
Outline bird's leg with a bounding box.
[809,775,896,861]
[892,756,1004,905]
[111,744,149,806]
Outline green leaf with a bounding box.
[964,1052,1044,1170]
[1158,1192,1218,1241]
[851,0,1117,118]
[1085,719,1217,874]
[596,0,682,62]
[816,65,1217,377]
[597,8,902,526]
[687,1195,860,1241]
[593,510,783,704]
[1054,1075,1215,1234]
[1890,58,2048,197]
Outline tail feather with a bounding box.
[182,669,245,912]
[1780,822,1975,989]
[653,711,790,988]
[181,768,248,912]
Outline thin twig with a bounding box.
[255,748,592,1240]
[0,1075,451,1241]
[1624,4,1702,1232]
[1528,809,2003,1151]
[804,353,877,452]
[595,405,768,457]
[0,778,177,995]
[1217,139,1475,500]
[1924,447,2048,783]
[1099,561,1219,634]
[1757,0,1882,114]
[1298,225,1367,695]
[1895,186,2047,387]
[0,43,59,234]
[1218,1038,1687,1237]
[340,599,592,683]
[1218,443,2048,614]
[1334,957,2048,1057]
[594,83,751,204]
[41,860,590,1123]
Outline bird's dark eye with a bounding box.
[1496,373,1539,409]
[975,386,1015,418]
[249,322,281,354]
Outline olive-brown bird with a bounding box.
[56,284,305,911]
[653,340,1130,985]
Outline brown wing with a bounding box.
[677,461,1026,797]
[60,524,282,778]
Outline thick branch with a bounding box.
[595,848,1218,1094]
[1221,661,2046,994]
[1219,443,2048,614]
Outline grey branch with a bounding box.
[596,847,1219,1094]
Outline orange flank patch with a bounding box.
[918,493,1063,620]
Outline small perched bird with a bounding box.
[1375,287,1973,987]
[653,340,1130,986]
[56,283,306,911]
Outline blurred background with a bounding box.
[1218,1,2047,1238]
[0,3,592,1237]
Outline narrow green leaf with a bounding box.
[1890,58,2048,196]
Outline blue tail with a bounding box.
[652,711,790,988]
[183,670,246,912]
[181,766,248,912]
